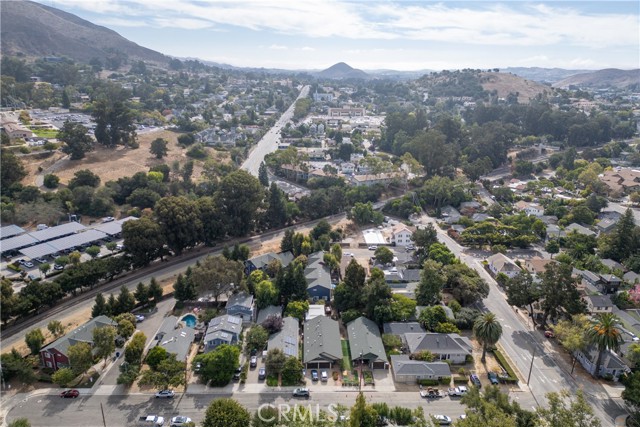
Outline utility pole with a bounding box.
[527,345,536,385]
[100,402,107,427]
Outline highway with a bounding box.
[413,213,627,424]
[242,85,310,177]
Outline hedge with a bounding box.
[453,376,469,384]
[438,376,451,385]
[493,349,519,383]
[417,379,440,386]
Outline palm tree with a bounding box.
[586,313,623,378]
[473,312,503,362]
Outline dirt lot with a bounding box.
[21,129,230,187]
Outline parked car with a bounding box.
[544,330,555,338]
[233,366,242,381]
[368,245,378,250]
[23,261,34,268]
[432,415,452,425]
[448,386,468,397]
[35,258,47,264]
[470,374,482,388]
[135,314,145,322]
[311,370,319,381]
[488,371,500,385]
[250,356,258,368]
[53,264,64,271]
[155,390,175,398]
[194,362,202,372]
[292,388,310,398]
[258,367,266,380]
[170,416,192,427]
[60,389,79,398]
[321,370,328,382]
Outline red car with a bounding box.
[60,389,79,398]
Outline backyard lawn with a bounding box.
[341,339,352,372]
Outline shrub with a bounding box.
[186,143,207,159]
[332,371,339,381]
[417,379,439,386]
[493,349,518,383]
[438,376,451,385]
[453,376,469,384]
[240,363,248,384]
[43,174,60,188]
[389,407,413,425]
[371,402,389,417]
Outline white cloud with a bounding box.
[94,17,147,28]
[152,18,212,30]
[300,46,315,51]
[269,44,288,50]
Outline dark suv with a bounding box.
[487,372,499,385]
[470,374,482,388]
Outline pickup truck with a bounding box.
[448,386,469,397]
[139,415,164,426]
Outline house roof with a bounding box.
[347,317,387,363]
[487,253,520,273]
[247,251,294,270]
[524,257,557,274]
[227,292,254,309]
[303,316,342,363]
[158,327,195,361]
[41,315,116,356]
[565,223,596,236]
[305,252,332,291]
[600,274,622,283]
[268,316,299,358]
[204,314,242,344]
[585,295,613,308]
[390,355,451,377]
[405,333,473,355]
[596,219,617,232]
[305,305,326,321]
[601,259,625,272]
[383,322,425,335]
[257,305,283,325]
[581,270,601,283]
[156,316,180,340]
[624,271,640,284]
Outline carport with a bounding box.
[362,229,387,245]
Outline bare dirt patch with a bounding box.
[480,72,551,104]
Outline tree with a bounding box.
[350,392,378,427]
[124,332,147,365]
[68,342,93,375]
[155,196,202,254]
[473,312,503,362]
[0,279,17,326]
[8,419,31,427]
[1,149,27,193]
[58,121,94,160]
[191,256,244,302]
[85,246,101,259]
[25,328,45,355]
[281,356,304,386]
[364,269,393,325]
[391,294,416,322]
[622,371,640,426]
[553,315,590,374]
[122,216,166,267]
[281,229,295,252]
[418,305,448,331]
[349,202,384,225]
[47,320,65,338]
[217,170,265,237]
[138,354,186,390]
[255,280,279,309]
[265,348,287,377]
[43,174,60,189]
[587,313,623,378]
[246,326,269,354]
[134,282,149,306]
[537,390,601,427]
[539,262,584,325]
[68,169,100,189]
[149,137,168,159]
[265,183,288,228]
[116,315,136,340]
[284,300,309,323]
[148,277,163,306]
[93,325,116,365]
[202,398,251,427]
[545,240,560,257]
[115,286,136,315]
[92,293,109,317]
[145,346,169,370]
[374,246,394,265]
[278,262,308,305]
[52,367,76,387]
[92,99,136,148]
[173,273,197,303]
[194,344,239,386]
[415,260,444,306]
[259,162,269,187]
[505,271,540,327]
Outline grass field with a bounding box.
[29,128,58,138]
[341,339,352,372]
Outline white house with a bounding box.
[487,253,521,279]
[392,225,413,247]
[341,162,356,174]
[514,201,544,217]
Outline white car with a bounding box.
[170,416,192,427]
[368,245,378,250]
[135,315,145,322]
[321,371,328,381]
[433,415,452,425]
[23,262,34,268]
[155,390,175,398]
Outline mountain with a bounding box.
[317,62,369,80]
[0,1,168,65]
[480,72,552,103]
[502,67,588,83]
[553,68,640,89]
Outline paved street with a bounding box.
[413,213,628,424]
[242,85,310,176]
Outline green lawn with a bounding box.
[29,128,58,138]
[341,340,352,372]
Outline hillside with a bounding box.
[502,67,588,84]
[317,62,369,80]
[0,1,168,65]
[480,72,552,103]
[553,68,640,89]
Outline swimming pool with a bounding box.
[181,314,197,328]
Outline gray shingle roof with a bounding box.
[248,251,294,270]
[383,322,425,335]
[305,252,332,291]
[347,317,387,363]
[565,223,596,236]
[227,292,254,309]
[586,295,613,308]
[390,354,451,377]
[257,305,283,325]
[41,315,116,356]
[303,316,341,363]
[268,316,299,358]
[158,327,195,361]
[405,333,473,355]
[204,314,242,344]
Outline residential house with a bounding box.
[203,314,242,352]
[583,295,613,315]
[441,206,461,224]
[390,355,451,384]
[244,251,294,275]
[349,172,405,187]
[471,213,491,222]
[575,346,630,381]
[546,224,564,240]
[341,162,356,174]
[581,270,602,289]
[157,325,195,361]
[391,225,413,247]
[514,201,544,217]
[459,201,482,216]
[565,223,596,237]
[624,271,640,285]
[383,322,425,338]
[328,107,365,117]
[600,169,640,196]
[347,317,388,369]
[303,316,342,369]
[225,292,254,323]
[487,253,521,279]
[596,219,618,234]
[267,317,299,358]
[280,164,309,181]
[404,333,473,364]
[40,315,117,370]
[601,259,625,272]
[599,274,622,294]
[1,122,34,139]
[522,258,557,276]
[539,215,559,225]
[305,304,326,321]
[256,305,283,325]
[305,252,333,301]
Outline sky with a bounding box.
[43,0,640,71]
